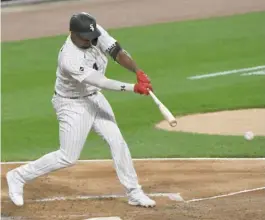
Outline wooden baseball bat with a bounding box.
[148,90,177,127]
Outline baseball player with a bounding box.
[6,12,156,208]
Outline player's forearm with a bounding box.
[83,74,134,92]
[98,78,134,92]
[116,50,139,73]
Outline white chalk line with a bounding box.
[1,158,265,164]
[0,193,183,203]
[3,187,265,204]
[188,65,265,80]
[7,214,92,219]
[186,186,265,203]
[43,214,90,219]
[241,70,265,76]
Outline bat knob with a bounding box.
[170,120,177,127]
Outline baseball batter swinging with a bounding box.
[6,12,156,207]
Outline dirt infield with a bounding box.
[2,0,265,219]
[156,109,265,136]
[1,160,265,219]
[2,0,265,42]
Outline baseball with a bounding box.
[244,131,254,140]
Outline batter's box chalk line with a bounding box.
[185,186,265,203]
[31,187,264,204]
[3,187,265,209]
[30,188,265,204]
[30,192,184,203]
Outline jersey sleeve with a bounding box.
[61,55,97,83]
[97,24,117,54]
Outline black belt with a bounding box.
[54,91,97,99]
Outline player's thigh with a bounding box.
[93,93,123,142]
[53,97,96,159]
[94,92,117,123]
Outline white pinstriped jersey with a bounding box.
[14,25,142,197]
[54,25,116,97]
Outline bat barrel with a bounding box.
[170,120,177,127]
[148,90,178,127]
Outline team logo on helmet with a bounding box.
[90,24,95,31]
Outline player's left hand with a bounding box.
[136,70,151,84]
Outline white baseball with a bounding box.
[244,131,254,140]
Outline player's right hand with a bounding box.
[134,83,153,95]
[136,70,151,84]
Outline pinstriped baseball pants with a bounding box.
[15,92,141,192]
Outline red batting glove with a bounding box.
[136,70,151,84]
[134,83,153,95]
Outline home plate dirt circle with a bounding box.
[156,108,265,136]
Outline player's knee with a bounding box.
[55,150,79,167]
[108,137,127,149]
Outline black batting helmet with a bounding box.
[69,12,101,40]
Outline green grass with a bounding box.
[2,12,265,161]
